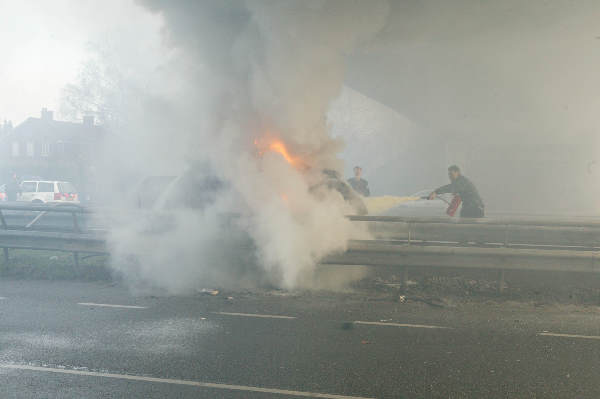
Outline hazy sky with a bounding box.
[0,0,163,124]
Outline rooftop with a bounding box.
[3,108,104,143]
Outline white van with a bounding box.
[19,181,79,204]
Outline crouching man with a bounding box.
[429,165,484,218]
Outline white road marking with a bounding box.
[214,311,296,319]
[538,332,600,340]
[0,364,372,399]
[77,302,146,309]
[0,297,6,300]
[353,321,451,329]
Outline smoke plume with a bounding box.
[104,0,389,292]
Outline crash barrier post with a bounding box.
[0,208,7,262]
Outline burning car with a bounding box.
[141,164,366,215]
[138,136,367,216]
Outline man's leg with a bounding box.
[460,205,484,218]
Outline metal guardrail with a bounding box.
[0,230,106,254]
[1,205,599,291]
[0,202,91,213]
[350,216,600,249]
[0,202,89,232]
[323,240,600,271]
[0,203,104,266]
[339,215,600,291]
[349,214,600,228]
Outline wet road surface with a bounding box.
[1,280,600,398]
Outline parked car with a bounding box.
[382,189,455,217]
[19,181,79,204]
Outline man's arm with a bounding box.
[429,183,453,200]
[434,184,453,194]
[364,181,370,197]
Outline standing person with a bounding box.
[429,165,484,218]
[347,166,370,197]
[5,172,21,202]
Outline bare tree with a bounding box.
[60,47,132,128]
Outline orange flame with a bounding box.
[254,136,307,169]
[268,141,298,165]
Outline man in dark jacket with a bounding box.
[429,165,484,218]
[347,166,370,197]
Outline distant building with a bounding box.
[0,108,105,197]
[0,120,13,137]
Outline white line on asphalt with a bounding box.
[0,364,373,399]
[77,302,147,309]
[0,297,6,300]
[538,332,600,340]
[353,321,451,329]
[214,311,296,319]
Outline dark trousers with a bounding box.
[460,204,484,218]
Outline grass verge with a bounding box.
[0,249,111,280]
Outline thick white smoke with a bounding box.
[104,0,389,292]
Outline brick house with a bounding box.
[0,108,105,197]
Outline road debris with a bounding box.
[198,288,219,296]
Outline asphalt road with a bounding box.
[1,280,600,398]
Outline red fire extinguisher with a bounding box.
[445,194,462,217]
[422,193,462,216]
